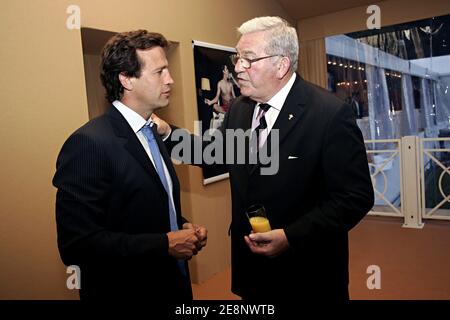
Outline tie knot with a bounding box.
[259,103,271,112]
[141,123,155,140]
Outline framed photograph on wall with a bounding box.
[192,40,241,185]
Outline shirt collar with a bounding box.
[112,100,152,133]
[259,73,296,111]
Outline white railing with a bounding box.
[420,137,450,221]
[365,139,404,219]
[364,135,450,228]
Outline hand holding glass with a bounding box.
[246,204,271,233]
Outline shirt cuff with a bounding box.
[162,128,172,141]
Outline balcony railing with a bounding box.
[365,136,450,228]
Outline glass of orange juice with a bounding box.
[246,204,271,233]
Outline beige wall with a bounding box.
[0,0,292,299]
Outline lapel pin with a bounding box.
[288,114,294,120]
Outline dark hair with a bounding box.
[100,30,169,103]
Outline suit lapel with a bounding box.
[271,77,307,147]
[106,106,165,192]
[230,99,256,177]
[237,99,256,131]
[249,75,308,176]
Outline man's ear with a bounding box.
[119,72,133,91]
[276,56,291,79]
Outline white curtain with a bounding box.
[366,64,395,143]
[421,78,436,133]
[362,37,396,145]
[434,81,450,126]
[401,74,418,135]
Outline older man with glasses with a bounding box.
[158,16,374,302]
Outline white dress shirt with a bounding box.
[112,100,176,215]
[251,73,297,136]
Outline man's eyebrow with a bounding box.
[151,64,168,72]
[236,49,255,56]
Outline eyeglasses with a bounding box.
[230,54,281,69]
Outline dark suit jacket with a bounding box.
[52,106,192,301]
[167,75,373,301]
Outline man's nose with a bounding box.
[234,59,244,73]
[166,71,174,85]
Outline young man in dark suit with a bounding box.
[156,16,374,302]
[53,30,207,301]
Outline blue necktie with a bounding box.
[141,123,187,276]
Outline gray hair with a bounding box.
[238,16,299,71]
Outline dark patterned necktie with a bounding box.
[254,103,271,148]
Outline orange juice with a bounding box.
[249,216,271,233]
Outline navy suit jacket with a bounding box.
[53,106,192,301]
[166,75,374,301]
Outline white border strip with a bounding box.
[203,173,230,186]
[192,40,236,53]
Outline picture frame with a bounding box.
[192,40,241,185]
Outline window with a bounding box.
[326,13,450,140]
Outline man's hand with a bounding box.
[183,222,208,251]
[151,112,171,138]
[167,229,200,260]
[244,229,289,258]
